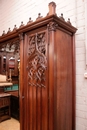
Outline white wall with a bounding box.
[0,0,87,129]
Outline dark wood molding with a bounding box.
[0,16,77,43]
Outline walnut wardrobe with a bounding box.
[0,2,77,130]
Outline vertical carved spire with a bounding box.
[48,2,56,15]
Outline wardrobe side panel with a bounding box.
[55,30,73,130]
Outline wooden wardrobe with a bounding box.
[0,2,77,130]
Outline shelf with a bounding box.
[0,94,11,122]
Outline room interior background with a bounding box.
[0,0,87,130]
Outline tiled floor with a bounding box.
[0,118,20,130]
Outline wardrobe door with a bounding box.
[24,28,49,130]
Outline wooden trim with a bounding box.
[72,34,76,130]
[19,33,24,130]
[0,15,77,44]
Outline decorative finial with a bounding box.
[13,25,17,31]
[38,13,41,17]
[67,18,71,25]
[36,13,42,20]
[27,17,33,24]
[59,13,65,21]
[2,30,5,36]
[48,2,56,15]
[7,28,11,33]
[20,21,24,28]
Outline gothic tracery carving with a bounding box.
[0,38,20,53]
[27,33,47,88]
[28,32,46,57]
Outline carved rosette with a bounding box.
[27,33,47,88]
[47,21,58,31]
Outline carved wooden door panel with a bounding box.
[24,29,49,130]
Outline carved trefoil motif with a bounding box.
[27,32,47,88]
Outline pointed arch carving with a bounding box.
[27,32,47,88]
